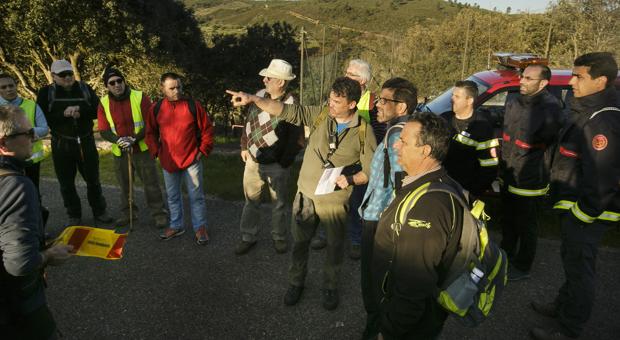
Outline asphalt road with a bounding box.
[40,178,620,340]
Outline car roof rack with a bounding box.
[494,52,549,70]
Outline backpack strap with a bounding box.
[310,106,329,136]
[383,122,405,188]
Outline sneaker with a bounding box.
[195,226,209,245]
[530,301,559,318]
[66,216,82,226]
[310,237,327,250]
[159,227,185,240]
[235,240,257,255]
[507,265,531,281]
[273,240,288,254]
[322,289,339,310]
[349,244,361,260]
[94,212,114,224]
[284,285,304,306]
[529,327,576,340]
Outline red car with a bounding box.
[420,53,620,131]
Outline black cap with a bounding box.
[103,68,124,85]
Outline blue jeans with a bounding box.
[162,159,208,231]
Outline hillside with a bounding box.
[185,0,475,41]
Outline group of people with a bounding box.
[1,51,618,340]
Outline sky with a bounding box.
[460,0,555,13]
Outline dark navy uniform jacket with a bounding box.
[549,86,620,224]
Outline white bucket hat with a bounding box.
[259,59,296,80]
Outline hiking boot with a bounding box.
[273,240,288,254]
[508,265,531,281]
[284,285,304,306]
[159,227,185,240]
[235,240,257,255]
[154,216,168,229]
[530,301,559,318]
[529,327,576,340]
[195,226,209,245]
[322,289,339,310]
[349,244,361,260]
[115,214,137,227]
[66,216,82,226]
[94,212,113,224]
[311,237,327,250]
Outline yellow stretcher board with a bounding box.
[54,226,127,260]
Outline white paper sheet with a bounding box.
[314,166,344,195]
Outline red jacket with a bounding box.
[145,98,214,172]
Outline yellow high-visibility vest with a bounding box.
[100,90,148,156]
[357,90,373,123]
[20,99,45,163]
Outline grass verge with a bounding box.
[40,150,619,247]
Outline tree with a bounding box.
[0,0,209,99]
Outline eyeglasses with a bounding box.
[0,83,16,90]
[519,75,543,81]
[4,128,34,140]
[345,71,361,78]
[375,97,403,105]
[108,79,124,86]
[55,71,74,78]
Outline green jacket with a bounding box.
[279,104,377,201]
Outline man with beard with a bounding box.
[500,64,563,281]
[97,67,168,229]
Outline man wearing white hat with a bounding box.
[235,59,304,255]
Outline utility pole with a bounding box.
[461,18,471,79]
[300,27,305,105]
[320,26,326,104]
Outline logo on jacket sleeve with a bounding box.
[592,134,608,151]
[407,219,431,229]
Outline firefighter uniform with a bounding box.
[548,86,620,337]
[441,110,498,196]
[500,88,563,273]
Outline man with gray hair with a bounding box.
[0,105,73,339]
[235,59,304,255]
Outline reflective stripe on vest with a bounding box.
[553,200,620,223]
[507,184,549,197]
[357,90,372,123]
[101,90,148,156]
[477,138,500,150]
[20,99,45,163]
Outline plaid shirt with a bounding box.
[359,116,408,221]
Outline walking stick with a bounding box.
[127,147,134,233]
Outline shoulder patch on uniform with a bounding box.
[407,219,431,229]
[592,134,608,151]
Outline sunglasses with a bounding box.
[55,71,74,78]
[5,128,35,140]
[374,97,403,105]
[108,79,124,86]
[0,83,16,90]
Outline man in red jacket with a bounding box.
[145,73,214,245]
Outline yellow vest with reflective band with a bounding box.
[101,90,148,157]
[553,200,620,223]
[357,90,372,123]
[20,99,45,163]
